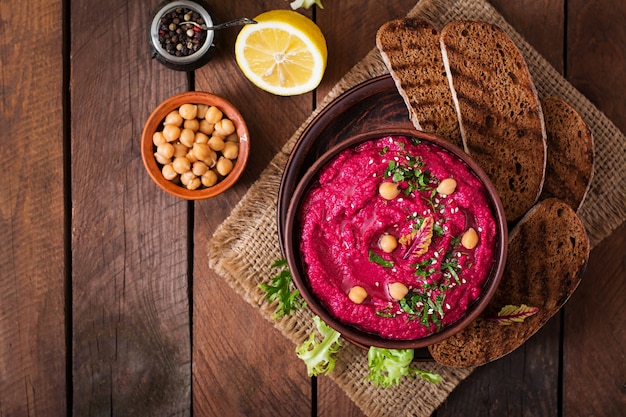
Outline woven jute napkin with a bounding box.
[208,0,626,415]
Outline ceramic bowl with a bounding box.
[283,128,507,349]
[141,91,249,200]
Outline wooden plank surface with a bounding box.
[1,0,624,416]
[192,2,314,416]
[0,1,67,416]
[69,0,190,415]
[563,1,626,416]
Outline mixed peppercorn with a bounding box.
[157,7,208,57]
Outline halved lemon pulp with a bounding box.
[235,10,328,96]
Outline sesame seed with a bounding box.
[445,303,451,310]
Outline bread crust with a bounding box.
[539,96,595,212]
[428,198,589,367]
[376,18,464,148]
[440,21,547,222]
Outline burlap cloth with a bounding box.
[208,0,626,415]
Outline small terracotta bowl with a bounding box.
[283,128,507,349]
[141,91,249,200]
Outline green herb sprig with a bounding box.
[259,259,306,319]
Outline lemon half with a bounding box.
[235,10,328,96]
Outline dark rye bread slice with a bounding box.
[376,18,464,149]
[539,96,595,212]
[428,198,589,367]
[440,21,547,222]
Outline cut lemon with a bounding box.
[235,10,328,96]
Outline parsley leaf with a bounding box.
[368,249,394,268]
[259,259,306,319]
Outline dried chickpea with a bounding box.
[198,119,214,135]
[203,151,217,168]
[178,103,198,120]
[179,128,195,148]
[154,101,242,191]
[164,110,183,126]
[388,282,409,301]
[162,163,178,180]
[172,157,191,174]
[154,152,171,165]
[185,149,198,163]
[204,106,223,123]
[348,286,367,304]
[225,132,239,143]
[156,143,175,159]
[162,124,181,142]
[180,170,196,186]
[437,178,457,195]
[216,156,233,176]
[379,182,400,200]
[192,161,208,176]
[461,227,479,249]
[214,118,235,136]
[172,142,188,158]
[379,234,398,253]
[187,177,201,190]
[222,141,239,159]
[208,135,225,152]
[153,131,167,146]
[183,118,199,132]
[192,143,212,161]
[201,170,218,187]
[196,104,208,119]
[194,132,209,144]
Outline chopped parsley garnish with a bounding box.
[383,153,438,199]
[368,249,394,268]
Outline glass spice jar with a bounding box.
[149,0,217,71]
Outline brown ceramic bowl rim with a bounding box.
[141,91,250,200]
[284,128,508,349]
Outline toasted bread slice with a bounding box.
[440,21,547,222]
[539,96,594,212]
[428,198,589,367]
[376,18,463,148]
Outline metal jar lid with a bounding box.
[149,0,217,71]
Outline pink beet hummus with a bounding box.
[299,136,497,340]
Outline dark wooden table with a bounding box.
[2,0,624,416]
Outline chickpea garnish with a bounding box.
[379,182,400,200]
[437,178,457,195]
[348,286,367,304]
[388,282,409,301]
[379,234,398,253]
[461,227,479,249]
